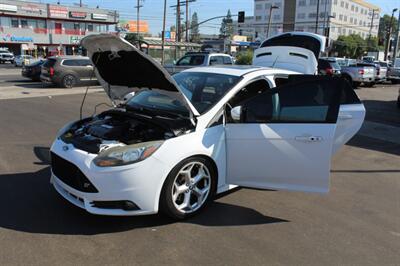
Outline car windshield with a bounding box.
[327,60,341,70]
[173,72,241,114]
[126,90,190,117]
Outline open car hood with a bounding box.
[253,32,327,74]
[81,34,199,117]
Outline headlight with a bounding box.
[93,141,163,167]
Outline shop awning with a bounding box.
[142,39,202,48]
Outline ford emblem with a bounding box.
[62,145,69,151]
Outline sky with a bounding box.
[38,0,400,35]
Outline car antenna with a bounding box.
[271,55,280,68]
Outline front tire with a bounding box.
[160,156,217,220]
[61,74,77,88]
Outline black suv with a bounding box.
[318,58,341,76]
[40,56,97,88]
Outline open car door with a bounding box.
[253,32,327,74]
[225,76,347,193]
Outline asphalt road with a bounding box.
[0,63,399,265]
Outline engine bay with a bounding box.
[60,110,193,154]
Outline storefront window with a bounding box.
[0,16,11,27]
[37,20,46,29]
[11,19,19,28]
[28,20,37,28]
[87,24,93,31]
[21,19,28,28]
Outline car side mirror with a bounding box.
[230,106,242,122]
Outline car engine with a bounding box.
[60,110,186,154]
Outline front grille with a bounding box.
[51,152,98,193]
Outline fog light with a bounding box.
[91,200,140,211]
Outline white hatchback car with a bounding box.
[50,34,365,219]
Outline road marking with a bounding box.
[358,121,400,144]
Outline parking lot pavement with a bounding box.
[0,68,399,265]
[0,63,102,99]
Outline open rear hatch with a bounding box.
[80,34,199,117]
[253,32,327,74]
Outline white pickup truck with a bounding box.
[164,52,234,75]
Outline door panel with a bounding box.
[333,104,365,154]
[226,123,335,192]
[225,77,343,193]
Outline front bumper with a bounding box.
[50,138,170,216]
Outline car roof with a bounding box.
[183,65,297,77]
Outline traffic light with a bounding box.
[238,11,245,23]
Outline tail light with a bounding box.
[358,69,364,75]
[325,68,334,75]
[49,67,55,77]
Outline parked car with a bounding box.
[50,33,365,219]
[334,58,375,88]
[0,50,14,63]
[40,56,97,88]
[22,60,45,81]
[164,52,234,75]
[387,59,400,84]
[318,58,341,76]
[376,61,389,82]
[14,55,36,67]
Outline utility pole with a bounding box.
[368,9,376,39]
[161,0,167,65]
[315,0,320,33]
[79,0,82,7]
[176,0,181,42]
[393,10,400,60]
[185,0,189,42]
[135,0,143,38]
[384,8,398,61]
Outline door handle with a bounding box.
[339,113,353,120]
[295,136,323,142]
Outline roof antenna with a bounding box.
[271,55,280,68]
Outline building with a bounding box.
[235,0,380,41]
[0,0,118,56]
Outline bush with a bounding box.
[235,50,253,65]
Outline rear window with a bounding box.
[176,55,205,66]
[329,61,341,70]
[42,59,56,68]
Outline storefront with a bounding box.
[0,0,118,57]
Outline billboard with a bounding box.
[120,20,149,33]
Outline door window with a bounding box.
[209,56,224,65]
[223,56,233,65]
[229,77,343,124]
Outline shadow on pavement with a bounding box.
[0,147,287,235]
[346,134,400,156]
[362,100,400,127]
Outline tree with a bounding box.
[219,9,234,39]
[235,50,253,65]
[332,34,369,58]
[378,14,399,44]
[190,12,200,43]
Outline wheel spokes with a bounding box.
[172,161,211,214]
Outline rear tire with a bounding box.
[392,80,400,85]
[365,82,375,87]
[61,74,77,88]
[159,156,217,220]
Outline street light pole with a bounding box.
[161,0,167,65]
[392,10,400,60]
[315,0,320,33]
[266,5,278,39]
[384,8,398,61]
